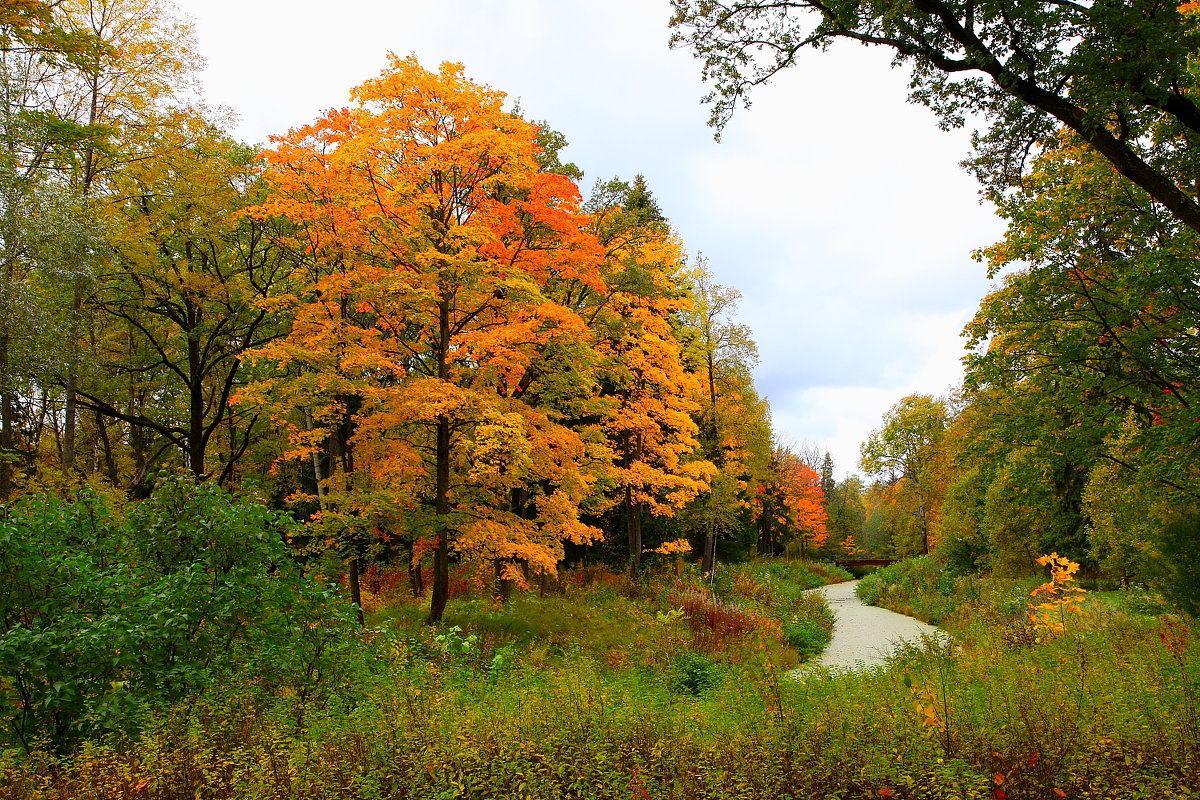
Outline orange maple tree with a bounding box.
[757,448,828,555]
[245,55,607,622]
[597,275,716,572]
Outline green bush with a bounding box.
[855,556,979,624]
[1154,512,1200,618]
[782,619,828,658]
[856,569,886,605]
[670,652,722,696]
[1104,587,1172,616]
[0,479,358,751]
[739,559,852,592]
[2,557,1199,798]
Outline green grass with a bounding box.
[3,557,1198,799]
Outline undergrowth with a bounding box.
[3,555,1197,798]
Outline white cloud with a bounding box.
[771,386,899,478]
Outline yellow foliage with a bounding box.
[647,538,692,556]
[1028,552,1086,634]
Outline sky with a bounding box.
[170,0,1006,478]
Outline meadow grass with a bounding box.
[2,558,1197,799]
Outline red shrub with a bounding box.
[672,589,763,650]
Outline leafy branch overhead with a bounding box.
[670,0,1200,232]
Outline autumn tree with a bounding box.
[819,456,865,557]
[677,373,771,566]
[860,394,948,555]
[252,56,607,623]
[680,262,764,573]
[581,176,714,574]
[756,444,827,556]
[1,1,88,56]
[70,111,288,488]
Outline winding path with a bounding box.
[802,579,947,671]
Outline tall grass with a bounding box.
[2,558,1196,799]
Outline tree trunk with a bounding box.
[494,487,527,601]
[701,524,717,576]
[61,278,84,474]
[410,561,426,597]
[756,508,772,557]
[0,332,14,500]
[428,412,452,624]
[94,409,117,483]
[409,545,426,597]
[917,494,929,555]
[494,558,515,601]
[303,408,325,497]
[347,555,364,627]
[626,489,643,574]
[61,370,77,472]
[427,298,454,624]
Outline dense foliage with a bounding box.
[0,2,833,628]
[3,557,1197,799]
[0,480,357,751]
[4,2,1199,796]
[674,1,1200,603]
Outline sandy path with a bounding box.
[802,579,947,671]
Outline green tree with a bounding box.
[819,451,834,497]
[680,262,763,573]
[0,45,102,497]
[860,394,948,554]
[74,111,287,487]
[824,472,865,557]
[41,0,201,473]
[960,133,1200,575]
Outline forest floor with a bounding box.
[800,578,946,670]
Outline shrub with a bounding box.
[670,653,722,696]
[783,591,834,659]
[782,619,828,658]
[1153,512,1200,618]
[855,556,979,624]
[673,589,764,651]
[0,479,358,751]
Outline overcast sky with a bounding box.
[171,0,1006,478]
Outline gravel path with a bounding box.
[801,579,947,671]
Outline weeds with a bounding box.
[2,557,1198,799]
